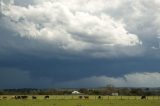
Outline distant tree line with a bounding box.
[0,87,160,96]
[0,88,72,95]
[79,86,160,96]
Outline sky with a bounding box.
[0,0,160,88]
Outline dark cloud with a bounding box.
[0,53,160,88]
[0,0,160,88]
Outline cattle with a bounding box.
[44,95,49,99]
[98,96,102,99]
[141,96,146,99]
[15,96,21,100]
[79,96,83,99]
[15,96,28,100]
[3,96,7,100]
[84,96,89,99]
[21,96,28,99]
[32,96,37,99]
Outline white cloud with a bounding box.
[0,0,142,57]
[108,0,160,41]
[57,72,160,88]
[3,0,160,58]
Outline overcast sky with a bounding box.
[0,0,160,88]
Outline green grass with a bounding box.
[0,96,160,106]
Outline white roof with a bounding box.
[72,91,80,94]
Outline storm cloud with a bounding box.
[57,72,160,88]
[0,0,160,88]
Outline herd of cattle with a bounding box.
[0,95,50,100]
[0,95,146,100]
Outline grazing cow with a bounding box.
[98,96,101,99]
[15,96,21,99]
[141,96,146,99]
[15,96,28,100]
[79,96,83,99]
[84,96,89,99]
[44,95,49,99]
[3,96,7,100]
[21,96,28,99]
[32,96,37,99]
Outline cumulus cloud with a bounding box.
[107,0,160,43]
[57,72,160,88]
[0,0,142,58]
[1,0,160,58]
[1,0,160,88]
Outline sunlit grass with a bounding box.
[0,95,160,106]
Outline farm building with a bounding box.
[72,91,81,94]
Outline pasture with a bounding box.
[0,95,160,106]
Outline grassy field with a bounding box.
[0,96,160,106]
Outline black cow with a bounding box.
[98,96,101,99]
[21,96,28,99]
[3,96,7,100]
[32,96,37,99]
[15,96,21,99]
[79,96,83,99]
[84,96,89,99]
[44,95,49,99]
[15,96,28,100]
[141,96,146,99]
